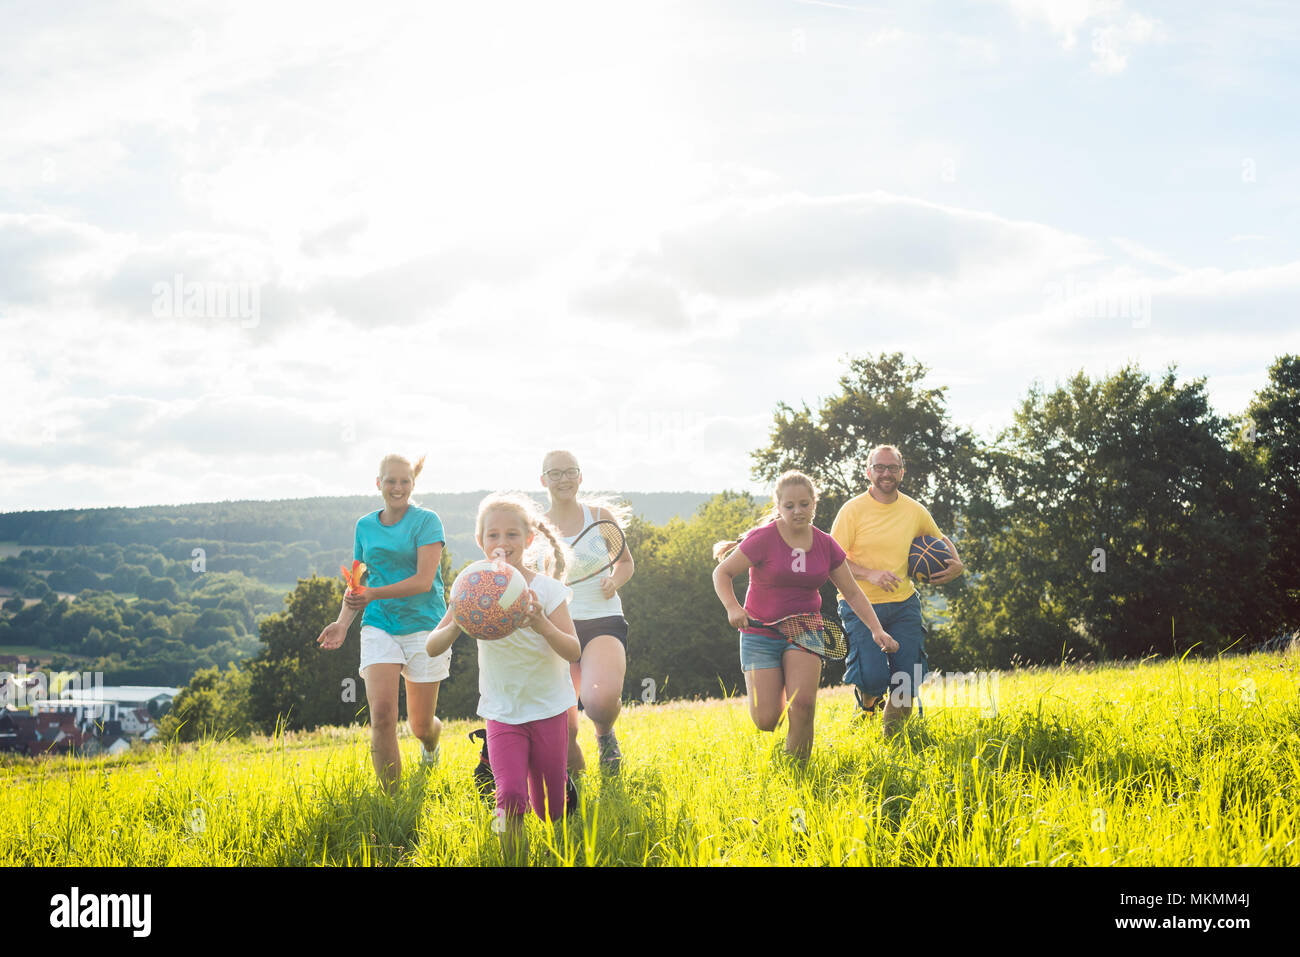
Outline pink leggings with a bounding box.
[486,712,569,821]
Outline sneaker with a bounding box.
[469,729,494,797]
[420,743,440,767]
[596,730,622,775]
[564,774,579,818]
[853,688,881,720]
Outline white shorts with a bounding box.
[359,625,451,683]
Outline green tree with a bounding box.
[439,547,455,606]
[751,352,982,534]
[82,626,107,657]
[617,493,767,703]
[48,563,101,593]
[108,564,148,593]
[945,366,1269,667]
[245,576,367,733]
[137,576,180,602]
[1240,355,1300,635]
[157,665,251,741]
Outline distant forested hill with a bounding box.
[0,491,714,564]
[0,492,716,686]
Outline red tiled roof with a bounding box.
[36,712,77,733]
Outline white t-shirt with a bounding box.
[476,573,578,724]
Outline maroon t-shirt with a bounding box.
[738,523,846,624]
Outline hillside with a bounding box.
[2,651,1296,866]
[0,491,720,686]
[0,491,716,558]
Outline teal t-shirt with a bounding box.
[353,506,447,635]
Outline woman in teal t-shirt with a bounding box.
[317,453,449,793]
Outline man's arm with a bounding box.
[846,558,903,592]
[927,535,964,584]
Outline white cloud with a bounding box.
[0,213,133,305]
[987,0,1163,73]
[581,191,1101,307]
[0,1,1293,510]
[1108,237,1188,275]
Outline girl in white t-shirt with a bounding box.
[425,493,580,863]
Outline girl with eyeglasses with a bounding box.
[540,450,635,776]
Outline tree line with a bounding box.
[0,496,712,683]
[0,493,713,561]
[751,353,1298,668]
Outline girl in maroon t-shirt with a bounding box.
[712,471,897,760]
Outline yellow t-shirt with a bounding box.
[830,491,943,605]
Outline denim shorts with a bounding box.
[839,594,928,702]
[739,630,817,672]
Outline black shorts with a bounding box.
[574,615,629,652]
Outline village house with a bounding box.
[0,710,87,756]
[2,685,176,755]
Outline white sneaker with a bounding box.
[420,744,440,767]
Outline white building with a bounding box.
[40,685,178,735]
[119,707,153,736]
[60,685,177,711]
[34,697,117,725]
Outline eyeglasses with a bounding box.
[870,464,902,474]
[545,468,581,481]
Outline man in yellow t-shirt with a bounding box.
[830,444,964,735]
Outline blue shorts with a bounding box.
[840,594,928,703]
[739,631,818,672]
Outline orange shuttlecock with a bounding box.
[340,560,367,593]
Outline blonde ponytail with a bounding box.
[712,470,819,562]
[476,492,574,579]
[378,453,426,481]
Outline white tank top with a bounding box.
[561,503,624,621]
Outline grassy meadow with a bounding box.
[2,647,1297,867]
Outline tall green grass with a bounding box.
[2,648,1296,866]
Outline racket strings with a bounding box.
[753,613,849,660]
[566,521,626,583]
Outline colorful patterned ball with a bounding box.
[450,559,530,640]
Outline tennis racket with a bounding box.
[745,612,849,661]
[566,520,627,585]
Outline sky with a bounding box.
[1,0,1296,512]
